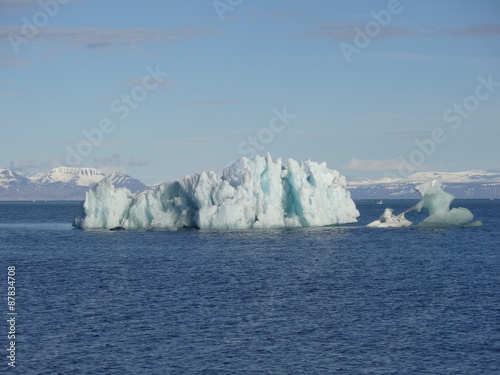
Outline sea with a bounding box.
[1,199,499,375]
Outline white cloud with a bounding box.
[93,153,122,167]
[9,158,46,170]
[123,78,174,87]
[180,99,239,105]
[9,157,62,171]
[128,157,150,167]
[343,158,407,171]
[88,96,119,102]
[153,137,224,147]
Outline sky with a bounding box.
[1,0,499,184]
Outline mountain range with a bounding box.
[0,167,148,201]
[348,170,500,199]
[1,167,499,201]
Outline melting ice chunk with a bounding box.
[367,208,412,228]
[366,179,480,229]
[411,179,476,228]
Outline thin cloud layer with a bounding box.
[128,157,151,167]
[0,59,24,66]
[443,23,500,37]
[123,77,174,86]
[0,26,215,49]
[9,158,60,171]
[88,97,119,103]
[300,23,500,40]
[343,158,410,171]
[93,153,122,167]
[180,99,239,105]
[153,137,224,147]
[301,24,418,40]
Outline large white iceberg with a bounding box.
[73,155,359,230]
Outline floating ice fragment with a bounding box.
[411,179,476,228]
[366,178,480,229]
[366,208,412,228]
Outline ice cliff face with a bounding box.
[73,155,359,230]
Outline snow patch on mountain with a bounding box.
[24,167,106,186]
[0,168,34,188]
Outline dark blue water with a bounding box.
[1,200,499,374]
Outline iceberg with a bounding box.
[366,208,412,228]
[411,179,477,228]
[366,178,479,229]
[73,155,359,230]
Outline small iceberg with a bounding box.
[411,179,478,229]
[367,179,480,229]
[367,208,412,228]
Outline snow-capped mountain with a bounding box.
[0,168,35,188]
[24,167,106,186]
[108,171,149,192]
[348,170,500,199]
[0,167,148,200]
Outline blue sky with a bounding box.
[1,0,499,184]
